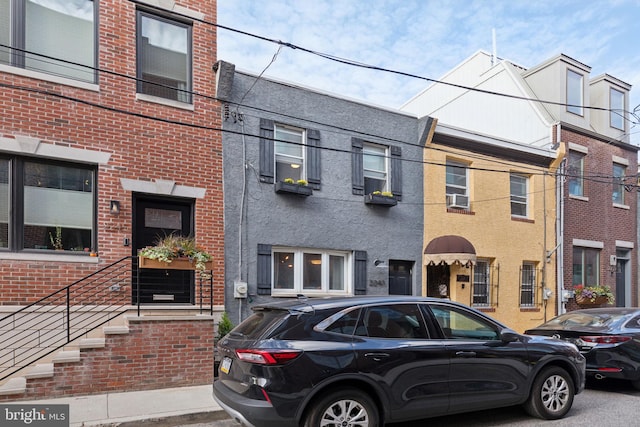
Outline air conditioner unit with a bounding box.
[446,194,469,209]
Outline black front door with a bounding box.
[427,264,450,298]
[133,196,194,304]
[389,260,413,295]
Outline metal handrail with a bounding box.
[0,256,134,382]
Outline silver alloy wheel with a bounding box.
[540,374,570,413]
[320,399,370,427]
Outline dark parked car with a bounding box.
[213,296,585,427]
[525,307,640,390]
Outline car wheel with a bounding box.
[524,366,574,420]
[303,387,379,427]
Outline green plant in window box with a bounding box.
[283,178,295,184]
[49,226,63,250]
[139,234,212,279]
[296,179,308,186]
[574,284,615,305]
[372,190,394,197]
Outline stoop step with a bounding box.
[52,350,80,364]
[0,377,26,396]
[24,363,54,379]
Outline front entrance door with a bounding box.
[427,264,450,298]
[389,260,413,295]
[615,251,629,307]
[133,196,194,304]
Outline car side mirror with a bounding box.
[500,328,520,343]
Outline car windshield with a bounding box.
[544,312,626,328]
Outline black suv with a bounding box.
[213,296,585,427]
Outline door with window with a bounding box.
[133,196,194,304]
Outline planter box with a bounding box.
[364,193,397,207]
[275,181,313,197]
[139,256,213,271]
[575,294,609,307]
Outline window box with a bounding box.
[275,181,313,197]
[364,193,397,207]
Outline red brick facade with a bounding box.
[0,0,223,305]
[561,126,638,308]
[0,318,214,400]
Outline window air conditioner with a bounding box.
[446,194,469,209]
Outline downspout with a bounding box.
[555,123,566,315]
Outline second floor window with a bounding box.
[510,173,528,217]
[445,161,469,209]
[274,125,305,182]
[612,163,626,205]
[568,151,585,197]
[363,144,388,194]
[610,88,624,130]
[567,69,583,116]
[137,10,192,103]
[0,0,96,83]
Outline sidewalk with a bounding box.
[16,384,227,427]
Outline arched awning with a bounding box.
[424,235,477,266]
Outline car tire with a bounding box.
[303,387,379,427]
[524,366,574,420]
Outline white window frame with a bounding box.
[274,124,306,182]
[472,259,490,307]
[510,173,528,218]
[612,163,626,205]
[520,262,537,307]
[610,88,624,130]
[363,143,389,194]
[445,160,469,202]
[272,247,352,296]
[567,69,584,116]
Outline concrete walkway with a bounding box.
[16,384,226,427]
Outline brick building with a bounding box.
[0,0,222,398]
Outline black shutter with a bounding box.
[354,250,367,295]
[256,244,272,295]
[306,129,321,190]
[351,138,364,195]
[259,119,275,183]
[390,145,402,201]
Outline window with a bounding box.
[573,247,600,286]
[363,144,388,194]
[0,0,96,82]
[0,157,95,253]
[510,173,528,217]
[567,151,585,196]
[472,260,490,306]
[351,138,402,200]
[445,160,469,208]
[272,247,350,295]
[567,69,583,115]
[275,125,305,182]
[429,304,499,341]
[355,305,428,339]
[610,88,624,130]
[520,263,536,307]
[613,163,626,205]
[136,10,192,103]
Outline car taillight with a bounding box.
[580,335,631,344]
[235,349,302,365]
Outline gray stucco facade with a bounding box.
[216,61,433,324]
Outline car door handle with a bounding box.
[365,352,390,361]
[455,351,476,358]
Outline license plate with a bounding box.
[220,357,232,374]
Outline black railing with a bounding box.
[0,256,214,382]
[0,257,134,382]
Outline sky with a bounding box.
[218,0,640,146]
